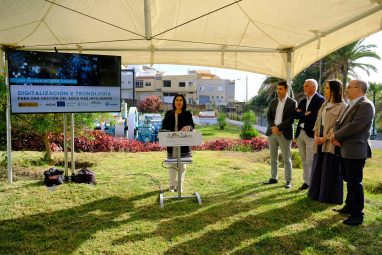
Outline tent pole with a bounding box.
[319,59,322,91]
[70,46,84,178]
[286,49,294,98]
[144,0,152,40]
[0,47,3,73]
[2,48,13,183]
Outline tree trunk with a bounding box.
[43,131,54,162]
[341,65,349,98]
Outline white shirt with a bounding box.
[274,96,287,126]
[305,94,314,111]
[300,94,314,128]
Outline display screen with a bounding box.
[8,50,121,113]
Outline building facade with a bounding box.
[121,66,235,106]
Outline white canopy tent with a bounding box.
[1,0,382,80]
[1,0,382,183]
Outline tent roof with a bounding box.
[1,0,382,79]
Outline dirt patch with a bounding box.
[0,166,43,181]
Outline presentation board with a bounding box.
[7,50,121,113]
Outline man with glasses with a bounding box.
[330,79,375,226]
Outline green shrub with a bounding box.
[239,129,259,140]
[291,150,302,168]
[240,111,258,140]
[242,110,256,123]
[278,150,302,168]
[217,112,227,130]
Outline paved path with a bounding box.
[227,119,382,150]
[370,140,382,150]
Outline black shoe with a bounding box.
[343,216,363,226]
[298,183,309,190]
[333,208,351,214]
[285,182,292,189]
[263,178,278,185]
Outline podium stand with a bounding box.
[158,131,202,208]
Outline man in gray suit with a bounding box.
[330,79,375,226]
[264,81,297,188]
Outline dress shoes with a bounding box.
[333,208,351,214]
[263,178,278,185]
[343,216,363,226]
[285,182,292,189]
[298,183,309,190]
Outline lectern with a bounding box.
[158,131,202,208]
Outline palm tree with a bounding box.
[252,39,380,115]
[259,76,284,99]
[258,39,380,100]
[323,39,380,89]
[259,62,320,101]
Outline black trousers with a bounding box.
[341,158,365,218]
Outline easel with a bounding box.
[158,131,202,208]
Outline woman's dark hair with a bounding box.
[327,79,343,103]
[172,94,187,111]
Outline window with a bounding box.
[211,96,214,99]
[145,82,151,87]
[218,85,224,92]
[189,98,194,104]
[208,86,214,91]
[179,82,186,87]
[199,86,205,91]
[163,93,179,103]
[135,80,143,88]
[163,80,171,87]
[155,88,162,92]
[188,81,194,87]
[163,93,178,97]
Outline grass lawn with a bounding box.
[0,148,381,254]
[195,124,244,141]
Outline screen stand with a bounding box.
[63,113,69,182]
[159,146,202,208]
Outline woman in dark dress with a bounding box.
[162,94,194,192]
[308,80,347,204]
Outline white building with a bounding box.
[121,66,235,105]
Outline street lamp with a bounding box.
[371,87,377,139]
[236,75,248,102]
[245,75,248,102]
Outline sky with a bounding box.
[152,31,382,102]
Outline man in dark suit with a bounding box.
[330,79,375,226]
[264,81,297,188]
[295,79,325,190]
